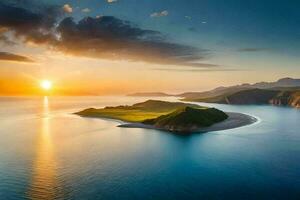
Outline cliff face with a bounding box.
[270,91,300,108]
[227,90,300,108]
[290,93,300,108]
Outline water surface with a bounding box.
[0,96,299,200]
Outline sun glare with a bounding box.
[41,80,52,90]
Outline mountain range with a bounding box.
[128,78,300,108]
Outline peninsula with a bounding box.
[75,100,256,133]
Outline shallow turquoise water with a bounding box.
[0,96,299,200]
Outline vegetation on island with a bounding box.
[75,100,229,132]
[143,106,228,132]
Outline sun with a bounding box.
[40,80,52,90]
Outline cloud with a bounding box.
[150,10,168,18]
[107,0,117,3]
[81,8,91,13]
[237,48,268,52]
[0,1,215,68]
[0,35,16,45]
[0,52,34,62]
[55,16,211,67]
[63,4,73,13]
[0,1,62,44]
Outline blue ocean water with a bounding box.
[0,96,299,200]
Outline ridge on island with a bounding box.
[75,100,256,133]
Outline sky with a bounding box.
[0,0,299,95]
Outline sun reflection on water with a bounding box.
[28,96,58,200]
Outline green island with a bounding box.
[75,100,256,133]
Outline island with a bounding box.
[75,100,257,133]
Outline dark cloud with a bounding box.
[0,0,62,44]
[56,16,213,67]
[0,52,34,62]
[0,1,217,68]
[0,1,60,29]
[238,48,268,52]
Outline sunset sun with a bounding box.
[40,80,52,90]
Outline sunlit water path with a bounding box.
[0,96,299,200]
[27,97,59,199]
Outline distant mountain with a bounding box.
[184,88,300,108]
[126,78,300,108]
[127,92,173,97]
[179,77,300,99]
[178,85,250,99]
[253,78,300,88]
[127,78,300,99]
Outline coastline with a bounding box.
[118,112,257,133]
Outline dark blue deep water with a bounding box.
[0,96,299,200]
